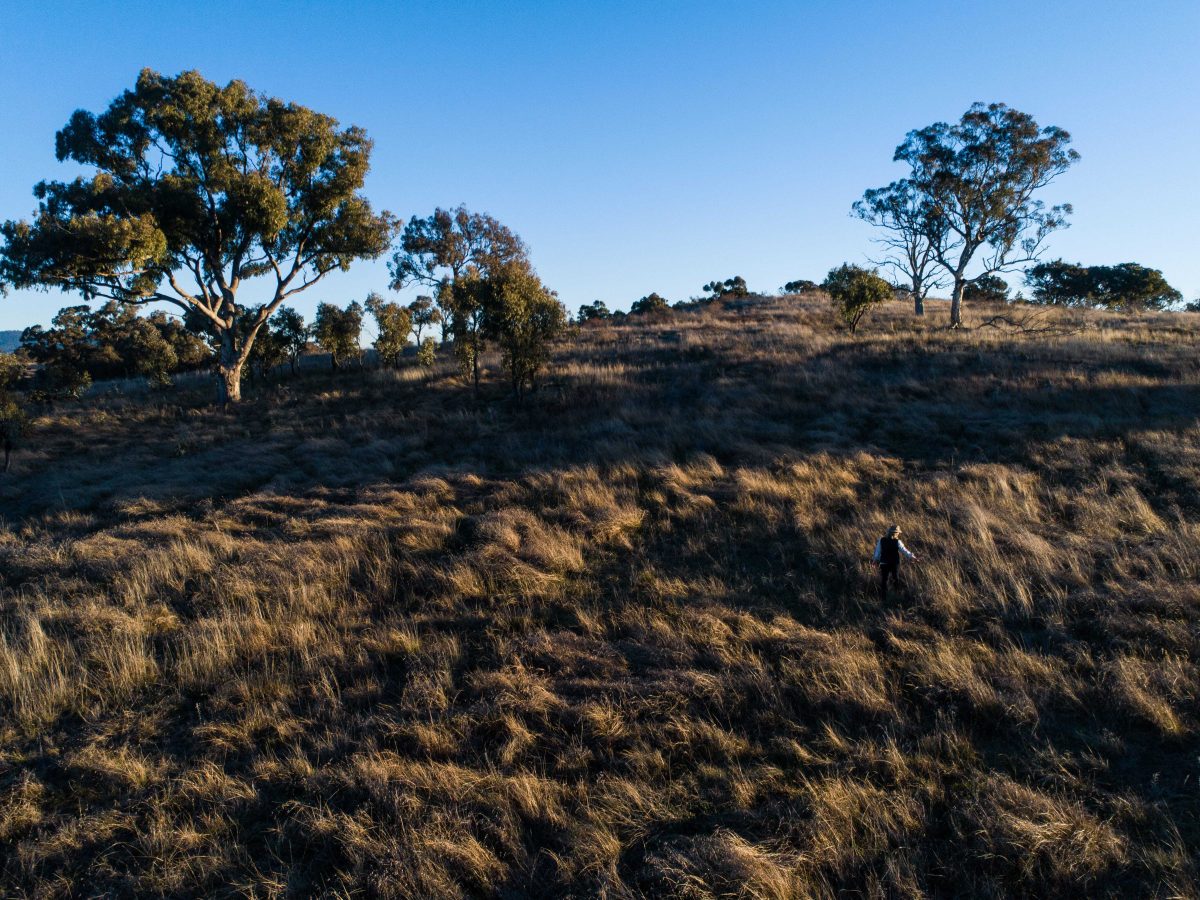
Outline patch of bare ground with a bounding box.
[1,296,1197,897]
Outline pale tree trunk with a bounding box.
[950,277,966,327]
[218,362,244,405]
[216,310,272,406]
[217,330,247,406]
[912,279,925,316]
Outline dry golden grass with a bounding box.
[1,295,1198,897]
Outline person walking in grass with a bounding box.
[873,524,917,602]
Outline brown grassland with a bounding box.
[1,294,1198,898]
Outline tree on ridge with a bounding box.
[389,206,528,341]
[480,264,567,398]
[824,263,893,334]
[853,179,946,316]
[0,69,394,404]
[893,102,1078,327]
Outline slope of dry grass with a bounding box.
[1,296,1198,897]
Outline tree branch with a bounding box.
[978,311,1083,336]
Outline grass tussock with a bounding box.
[0,295,1198,896]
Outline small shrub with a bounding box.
[630,293,670,316]
[703,276,749,299]
[577,301,611,323]
[963,274,1010,303]
[823,264,893,334]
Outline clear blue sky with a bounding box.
[1,0,1197,329]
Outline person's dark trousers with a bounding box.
[877,562,899,602]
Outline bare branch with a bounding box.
[978,311,1084,336]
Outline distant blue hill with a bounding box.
[0,331,22,353]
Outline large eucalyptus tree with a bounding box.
[0,69,394,403]
[893,103,1079,327]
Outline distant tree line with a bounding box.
[1024,260,1181,311]
[21,301,210,395]
[574,276,762,325]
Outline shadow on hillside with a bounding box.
[2,329,1198,528]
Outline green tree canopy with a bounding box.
[273,306,309,373]
[245,308,290,380]
[576,300,611,323]
[630,293,670,316]
[406,295,442,344]
[480,265,567,398]
[20,301,209,391]
[0,353,25,392]
[389,207,527,340]
[442,274,491,393]
[389,206,527,290]
[0,69,394,403]
[392,211,535,395]
[823,264,893,334]
[365,292,412,367]
[962,274,1010,303]
[1025,260,1182,311]
[0,395,26,474]
[312,301,364,370]
[702,276,749,299]
[0,353,28,473]
[416,336,438,368]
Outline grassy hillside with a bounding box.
[1,295,1198,897]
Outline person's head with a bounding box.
[886,525,902,538]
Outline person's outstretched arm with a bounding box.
[898,539,917,561]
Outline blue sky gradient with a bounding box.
[1,0,1196,329]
